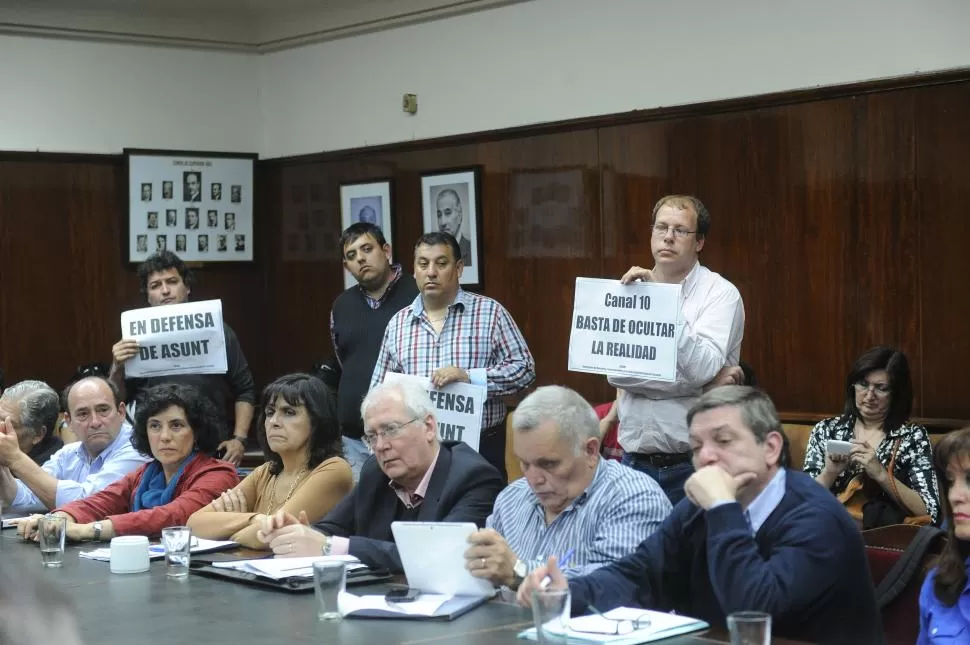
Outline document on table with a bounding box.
[518,607,708,644]
[79,537,239,562]
[337,591,491,620]
[211,555,364,579]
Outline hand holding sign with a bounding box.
[431,366,470,388]
[620,265,655,284]
[112,339,140,364]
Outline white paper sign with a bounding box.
[382,373,486,451]
[568,277,682,381]
[120,299,228,378]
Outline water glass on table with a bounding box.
[312,561,346,622]
[39,514,67,567]
[160,526,192,578]
[728,611,772,645]
[531,588,571,645]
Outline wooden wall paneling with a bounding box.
[915,82,970,419]
[847,90,921,413]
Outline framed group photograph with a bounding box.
[420,167,482,289]
[125,149,257,263]
[340,180,393,289]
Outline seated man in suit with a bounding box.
[464,385,671,591]
[0,381,63,467]
[0,377,150,512]
[258,379,505,572]
[518,386,883,645]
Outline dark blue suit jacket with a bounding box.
[569,469,884,645]
[313,441,503,572]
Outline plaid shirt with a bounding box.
[370,289,535,430]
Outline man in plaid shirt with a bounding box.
[370,232,535,480]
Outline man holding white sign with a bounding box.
[370,232,536,480]
[609,195,744,505]
[108,251,256,466]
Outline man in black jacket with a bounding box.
[258,379,504,572]
[330,223,417,481]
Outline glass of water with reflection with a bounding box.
[161,526,192,578]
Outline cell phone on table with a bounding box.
[826,439,853,456]
[385,587,421,603]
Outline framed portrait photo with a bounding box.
[339,179,393,289]
[421,167,482,289]
[125,148,257,263]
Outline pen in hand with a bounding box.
[540,548,574,589]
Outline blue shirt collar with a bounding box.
[410,288,469,318]
[744,468,787,534]
[75,422,134,463]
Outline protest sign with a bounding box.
[382,373,486,451]
[567,277,681,381]
[120,299,228,378]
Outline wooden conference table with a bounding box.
[0,530,810,644]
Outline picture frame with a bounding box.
[125,148,257,263]
[420,167,483,289]
[339,179,394,289]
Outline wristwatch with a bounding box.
[232,436,247,447]
[92,521,103,541]
[512,559,528,589]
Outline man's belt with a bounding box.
[628,451,692,467]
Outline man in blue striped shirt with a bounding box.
[463,386,671,589]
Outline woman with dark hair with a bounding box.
[803,346,939,527]
[919,428,970,641]
[17,384,238,541]
[187,374,351,548]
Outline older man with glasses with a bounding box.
[256,379,504,573]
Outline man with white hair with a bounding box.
[0,381,63,466]
[0,377,149,512]
[463,386,671,591]
[257,379,504,572]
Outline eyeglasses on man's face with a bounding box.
[362,417,420,450]
[853,381,891,397]
[651,223,696,239]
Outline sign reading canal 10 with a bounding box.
[568,277,681,382]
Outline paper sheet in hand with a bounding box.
[382,373,486,451]
[518,607,708,644]
[211,555,365,580]
[568,278,681,381]
[120,299,228,378]
[79,537,238,562]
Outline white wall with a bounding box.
[258,0,970,159]
[0,35,259,154]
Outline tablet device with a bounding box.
[391,521,495,597]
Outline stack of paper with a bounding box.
[211,555,364,580]
[518,607,708,644]
[338,592,453,617]
[79,537,239,562]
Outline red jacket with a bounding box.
[56,454,239,537]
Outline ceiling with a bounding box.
[0,0,530,51]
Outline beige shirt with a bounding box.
[186,456,353,549]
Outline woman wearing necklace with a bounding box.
[803,346,939,529]
[188,373,351,548]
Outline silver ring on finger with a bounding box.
[480,557,486,569]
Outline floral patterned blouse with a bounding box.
[802,415,940,522]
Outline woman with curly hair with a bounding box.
[188,374,351,548]
[18,383,238,541]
